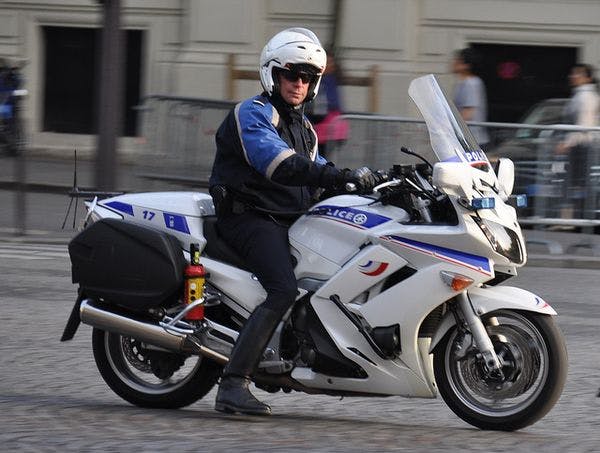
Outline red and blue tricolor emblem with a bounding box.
[358,260,389,276]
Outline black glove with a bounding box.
[341,166,378,193]
[373,169,389,186]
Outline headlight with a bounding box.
[473,216,524,264]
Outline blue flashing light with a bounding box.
[507,194,528,209]
[514,194,528,208]
[471,197,495,210]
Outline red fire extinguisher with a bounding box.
[184,243,205,321]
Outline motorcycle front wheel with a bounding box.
[92,328,222,409]
[433,310,568,431]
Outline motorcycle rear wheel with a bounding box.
[92,328,222,409]
[433,310,567,431]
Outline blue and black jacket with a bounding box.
[209,93,342,215]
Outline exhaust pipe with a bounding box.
[80,299,228,365]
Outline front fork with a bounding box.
[455,292,504,376]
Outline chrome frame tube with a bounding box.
[204,318,239,341]
[159,299,206,335]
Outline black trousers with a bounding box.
[216,211,298,319]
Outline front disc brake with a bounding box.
[457,323,541,399]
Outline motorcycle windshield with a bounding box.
[408,74,490,169]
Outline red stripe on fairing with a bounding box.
[470,161,487,167]
[361,262,389,276]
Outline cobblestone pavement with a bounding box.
[1,245,599,452]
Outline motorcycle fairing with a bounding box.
[290,195,409,266]
[293,294,437,397]
[314,244,407,303]
[296,238,494,396]
[200,256,266,315]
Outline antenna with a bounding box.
[61,150,125,230]
[61,150,78,229]
[72,149,79,227]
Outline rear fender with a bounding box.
[429,285,557,353]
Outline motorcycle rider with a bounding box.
[209,27,380,415]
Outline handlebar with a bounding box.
[345,178,403,194]
[373,178,402,193]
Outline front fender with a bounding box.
[429,285,557,353]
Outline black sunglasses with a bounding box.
[280,69,316,84]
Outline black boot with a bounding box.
[215,376,271,415]
[215,305,281,415]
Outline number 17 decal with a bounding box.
[142,210,155,221]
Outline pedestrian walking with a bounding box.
[451,48,489,150]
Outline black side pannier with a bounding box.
[69,218,186,309]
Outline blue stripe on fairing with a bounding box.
[442,155,461,163]
[105,201,134,216]
[443,153,489,168]
[308,205,391,229]
[163,212,190,234]
[384,235,492,275]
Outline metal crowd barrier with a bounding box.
[334,115,600,229]
[134,95,235,187]
[134,95,600,231]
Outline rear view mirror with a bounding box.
[495,158,515,197]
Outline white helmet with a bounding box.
[259,27,327,101]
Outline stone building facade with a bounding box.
[1,0,599,156]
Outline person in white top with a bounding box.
[556,64,600,219]
[558,63,600,151]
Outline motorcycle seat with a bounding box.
[202,216,250,272]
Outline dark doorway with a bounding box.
[43,26,143,136]
[471,43,577,123]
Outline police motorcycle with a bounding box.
[0,65,25,156]
[61,75,567,431]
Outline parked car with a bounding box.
[484,99,572,216]
[486,98,568,162]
